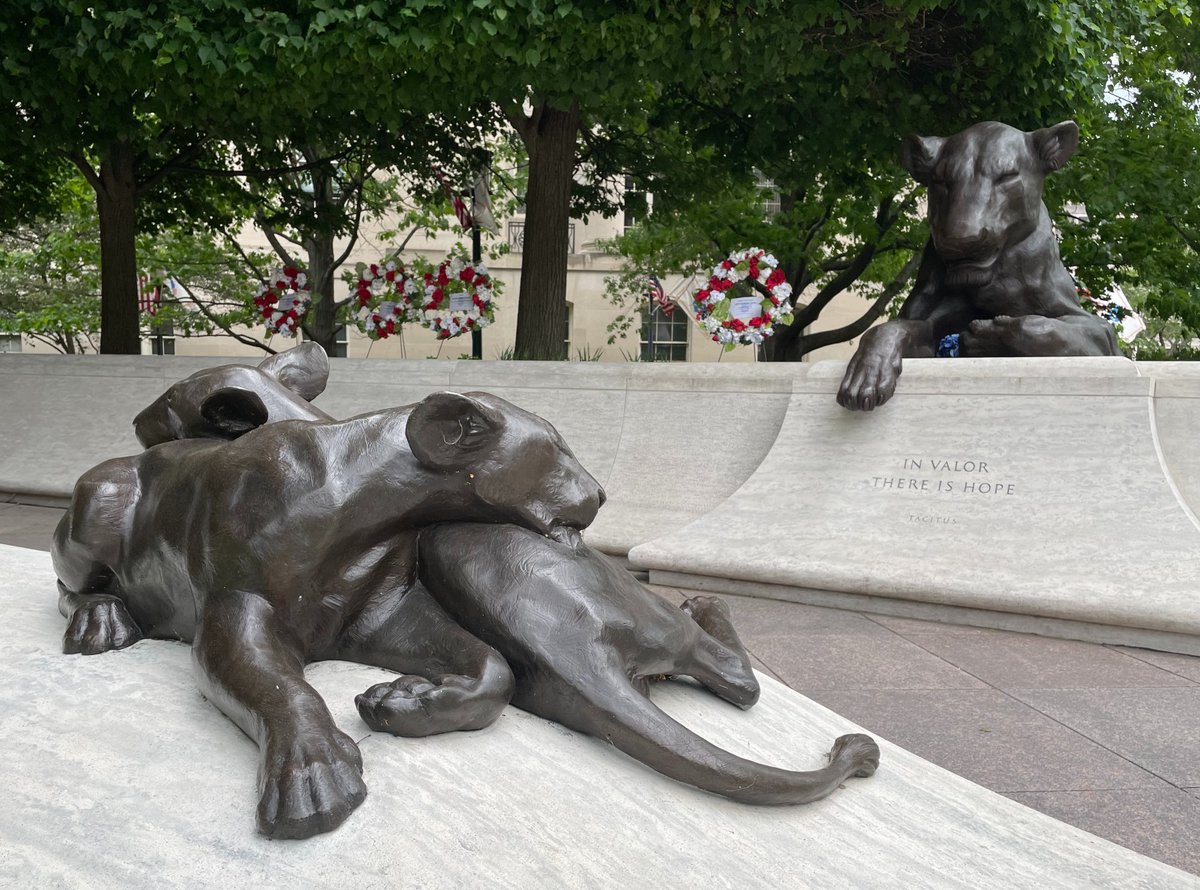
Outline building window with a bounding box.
[754,170,781,218]
[507,221,575,254]
[624,175,648,231]
[150,320,175,355]
[0,334,21,353]
[299,327,348,357]
[331,324,348,358]
[640,305,688,362]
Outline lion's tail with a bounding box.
[550,677,879,806]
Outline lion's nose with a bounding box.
[597,486,607,508]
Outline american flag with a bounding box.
[433,165,473,232]
[137,273,159,317]
[648,275,672,316]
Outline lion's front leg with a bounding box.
[192,590,366,840]
[338,580,515,737]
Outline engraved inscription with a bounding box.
[869,456,1017,497]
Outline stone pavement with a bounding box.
[5,501,1198,877]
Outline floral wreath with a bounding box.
[253,266,310,337]
[350,259,420,340]
[691,248,794,349]
[416,253,497,339]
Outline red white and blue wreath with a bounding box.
[350,259,421,340]
[417,253,497,340]
[691,248,794,350]
[253,266,311,337]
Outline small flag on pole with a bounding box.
[138,271,173,316]
[137,273,159,316]
[471,165,500,235]
[648,275,672,316]
[433,164,473,232]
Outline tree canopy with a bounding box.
[2,1,1198,359]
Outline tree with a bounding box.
[0,173,269,354]
[232,113,502,354]
[0,3,350,353]
[604,164,926,360]
[605,1,1178,360]
[312,1,776,359]
[1050,7,1200,334]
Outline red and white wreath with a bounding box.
[416,253,497,339]
[350,259,421,340]
[691,248,793,349]
[253,266,310,337]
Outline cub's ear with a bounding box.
[132,396,175,449]
[257,342,329,401]
[901,134,944,184]
[407,391,504,470]
[199,387,270,439]
[1032,120,1079,173]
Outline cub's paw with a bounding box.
[257,726,366,840]
[356,673,505,737]
[63,595,143,655]
[828,733,881,778]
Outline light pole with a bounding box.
[472,216,483,360]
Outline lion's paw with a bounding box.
[837,351,902,412]
[356,673,502,737]
[257,726,366,840]
[63,595,143,656]
[680,595,731,625]
[828,732,881,778]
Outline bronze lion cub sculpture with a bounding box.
[53,353,605,840]
[416,522,879,804]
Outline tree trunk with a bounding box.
[95,142,141,354]
[513,102,579,360]
[302,233,338,355]
[296,157,341,356]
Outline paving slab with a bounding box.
[3,544,1195,889]
[752,633,989,693]
[807,688,1166,794]
[903,632,1196,689]
[864,613,1000,636]
[1011,687,1200,788]
[0,503,62,551]
[1111,646,1200,684]
[1004,788,1200,877]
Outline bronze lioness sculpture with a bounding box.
[838,120,1120,411]
[53,377,605,839]
[414,523,880,803]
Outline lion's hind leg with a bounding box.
[676,595,760,709]
[341,581,515,737]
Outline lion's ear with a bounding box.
[1032,120,1079,173]
[258,342,329,401]
[407,391,504,470]
[901,134,944,184]
[199,387,270,439]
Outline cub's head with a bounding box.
[406,391,605,539]
[133,343,332,448]
[902,120,1078,287]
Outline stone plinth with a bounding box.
[1,544,1193,889]
[630,358,1200,654]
